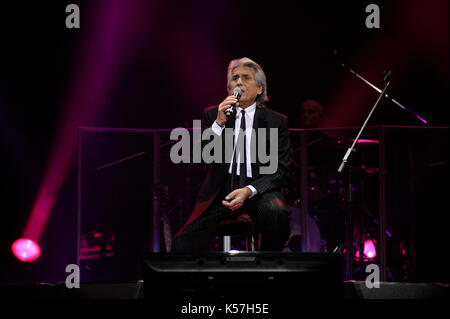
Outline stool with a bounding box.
[215,213,258,251]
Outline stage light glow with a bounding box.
[364,239,377,259]
[12,238,41,262]
[355,239,377,260]
[356,139,379,144]
[20,0,143,248]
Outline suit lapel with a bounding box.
[252,105,266,130]
[222,112,236,167]
[252,106,267,178]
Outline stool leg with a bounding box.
[223,236,231,252]
[248,233,255,251]
[248,225,256,251]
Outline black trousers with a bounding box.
[173,174,291,252]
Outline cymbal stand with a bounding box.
[337,70,392,280]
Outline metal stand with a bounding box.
[334,50,427,124]
[337,71,392,280]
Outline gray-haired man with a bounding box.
[174,57,291,252]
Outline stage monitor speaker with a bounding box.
[141,252,343,316]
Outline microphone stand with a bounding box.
[335,55,428,124]
[337,71,391,280]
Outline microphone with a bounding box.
[225,87,242,117]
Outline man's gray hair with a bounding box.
[226,57,268,106]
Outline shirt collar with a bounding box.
[236,102,256,117]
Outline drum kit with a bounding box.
[284,136,382,264]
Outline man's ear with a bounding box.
[257,85,263,95]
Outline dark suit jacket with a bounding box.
[176,104,290,236]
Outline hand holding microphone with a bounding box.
[225,87,242,117]
[216,87,242,127]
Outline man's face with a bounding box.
[229,66,262,107]
[300,101,322,128]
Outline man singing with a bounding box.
[173,57,291,252]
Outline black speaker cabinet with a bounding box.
[141,252,343,316]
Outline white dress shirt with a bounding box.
[211,102,257,198]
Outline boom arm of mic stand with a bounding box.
[337,79,391,173]
[339,62,428,124]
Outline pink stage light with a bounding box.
[364,239,377,259]
[12,238,41,262]
[20,0,143,249]
[355,239,377,260]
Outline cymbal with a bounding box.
[352,164,380,174]
[337,138,379,147]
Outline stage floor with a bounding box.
[0,281,447,299]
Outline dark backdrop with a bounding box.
[0,0,448,284]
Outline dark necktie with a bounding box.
[232,110,247,189]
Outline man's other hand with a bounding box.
[222,187,252,211]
